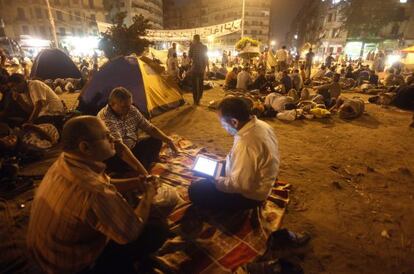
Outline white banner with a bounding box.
[98,19,242,42]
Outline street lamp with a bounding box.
[241,0,246,38]
[270,40,276,46]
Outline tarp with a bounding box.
[30,48,81,80]
[78,56,184,117]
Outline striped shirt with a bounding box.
[97,105,155,149]
[27,153,142,274]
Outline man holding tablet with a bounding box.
[188,97,280,211]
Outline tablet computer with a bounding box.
[192,155,223,180]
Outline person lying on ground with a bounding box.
[217,64,228,79]
[97,87,178,174]
[264,91,295,113]
[27,116,168,274]
[315,73,341,107]
[392,84,414,110]
[330,96,365,120]
[7,73,65,130]
[236,66,252,90]
[224,67,238,89]
[188,97,279,211]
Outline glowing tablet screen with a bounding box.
[193,156,218,177]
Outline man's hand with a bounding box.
[166,138,179,155]
[143,175,160,199]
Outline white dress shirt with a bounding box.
[216,117,280,201]
[28,80,65,117]
[264,93,294,112]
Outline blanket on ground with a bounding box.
[151,136,290,273]
[0,136,289,274]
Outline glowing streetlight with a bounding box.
[241,0,246,38]
[270,40,276,46]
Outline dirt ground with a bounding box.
[150,85,414,274]
[33,84,414,274]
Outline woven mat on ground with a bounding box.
[151,136,290,273]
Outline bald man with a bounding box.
[27,116,168,274]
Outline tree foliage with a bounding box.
[342,0,407,39]
[98,12,152,59]
[235,37,260,51]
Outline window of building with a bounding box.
[327,13,333,22]
[56,11,63,21]
[17,8,26,19]
[39,26,47,37]
[59,27,66,36]
[35,7,42,19]
[89,0,94,8]
[22,25,29,34]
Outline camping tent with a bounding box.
[30,48,81,80]
[78,56,184,117]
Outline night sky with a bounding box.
[270,0,307,46]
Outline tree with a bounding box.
[342,0,407,40]
[98,12,152,59]
[235,37,260,51]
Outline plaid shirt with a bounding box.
[97,105,155,149]
[27,153,142,274]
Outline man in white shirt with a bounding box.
[264,92,295,113]
[188,97,280,210]
[8,73,65,129]
[167,43,177,59]
[236,67,252,90]
[275,46,288,72]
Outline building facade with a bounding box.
[287,0,414,59]
[163,0,271,50]
[0,0,108,40]
[0,0,164,41]
[112,0,163,29]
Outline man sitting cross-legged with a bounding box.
[27,116,168,274]
[188,97,280,211]
[97,87,178,175]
